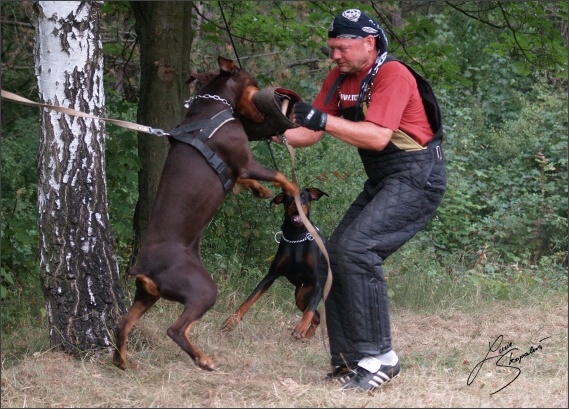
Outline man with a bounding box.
[277,9,446,392]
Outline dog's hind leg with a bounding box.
[167,317,215,371]
[113,277,160,370]
[165,270,218,371]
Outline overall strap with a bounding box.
[392,60,443,141]
[324,72,347,106]
[323,56,397,107]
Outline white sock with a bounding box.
[375,350,398,366]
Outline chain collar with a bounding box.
[274,226,320,244]
[185,94,233,112]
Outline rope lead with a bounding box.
[218,2,242,69]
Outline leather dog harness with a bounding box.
[168,87,304,193]
[168,107,236,193]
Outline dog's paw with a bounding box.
[195,355,216,372]
[221,316,239,332]
[112,352,127,370]
[252,186,273,199]
[291,324,311,340]
[292,318,319,339]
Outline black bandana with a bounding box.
[328,9,389,121]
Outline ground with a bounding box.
[1,290,567,408]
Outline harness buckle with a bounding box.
[208,153,227,175]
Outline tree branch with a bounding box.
[287,58,320,68]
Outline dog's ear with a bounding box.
[306,188,328,201]
[271,192,285,207]
[218,56,239,74]
[186,72,217,85]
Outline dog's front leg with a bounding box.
[236,177,273,198]
[292,283,322,339]
[292,310,318,339]
[238,162,298,198]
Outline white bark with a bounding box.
[36,1,106,218]
[35,1,126,353]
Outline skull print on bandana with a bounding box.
[343,9,361,22]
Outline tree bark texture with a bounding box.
[34,1,126,356]
[131,1,194,259]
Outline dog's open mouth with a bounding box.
[292,214,303,224]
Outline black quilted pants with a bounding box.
[322,143,446,367]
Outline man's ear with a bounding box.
[365,35,377,51]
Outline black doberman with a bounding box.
[112,56,298,372]
[222,188,328,339]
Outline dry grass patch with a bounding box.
[2,289,567,408]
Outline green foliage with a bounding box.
[427,80,568,293]
[433,78,567,266]
[1,1,567,327]
[1,111,42,320]
[485,2,568,77]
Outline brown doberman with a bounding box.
[222,187,327,339]
[112,56,298,372]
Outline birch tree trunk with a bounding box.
[34,1,126,356]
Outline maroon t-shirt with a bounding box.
[313,60,433,146]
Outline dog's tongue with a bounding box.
[293,214,303,224]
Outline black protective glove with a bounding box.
[293,102,327,131]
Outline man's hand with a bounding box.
[294,102,327,131]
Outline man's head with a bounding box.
[328,9,381,44]
[327,9,388,75]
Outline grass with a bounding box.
[1,275,567,408]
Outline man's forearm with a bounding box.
[282,127,324,148]
[280,115,393,151]
[324,115,393,151]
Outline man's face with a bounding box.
[327,36,377,75]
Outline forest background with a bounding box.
[0,1,567,407]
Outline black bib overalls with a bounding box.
[321,59,446,366]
